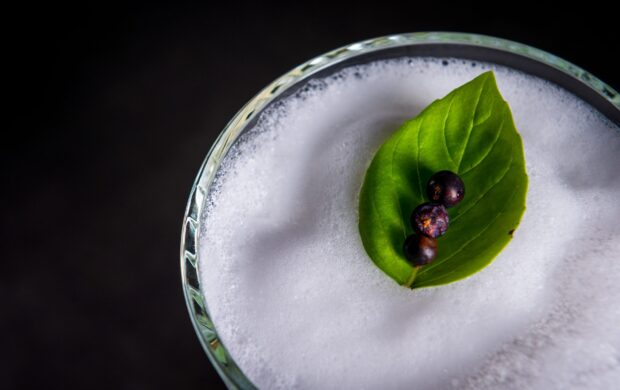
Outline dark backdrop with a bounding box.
[4,2,618,389]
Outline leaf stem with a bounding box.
[404,266,420,288]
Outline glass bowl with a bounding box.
[180,32,620,389]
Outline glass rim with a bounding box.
[180,31,620,389]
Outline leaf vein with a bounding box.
[389,128,410,239]
[416,187,519,284]
[456,79,487,170]
[452,151,514,224]
[415,116,425,200]
[418,157,515,276]
[441,97,457,165]
[460,114,506,176]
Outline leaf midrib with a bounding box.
[455,79,487,170]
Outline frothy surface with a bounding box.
[199,58,620,389]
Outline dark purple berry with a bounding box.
[427,170,465,208]
[411,202,449,238]
[403,234,438,266]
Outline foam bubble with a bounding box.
[199,58,620,389]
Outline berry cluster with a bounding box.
[404,171,465,267]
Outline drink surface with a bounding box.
[199,58,620,389]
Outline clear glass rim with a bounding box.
[179,31,620,389]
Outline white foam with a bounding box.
[198,58,620,389]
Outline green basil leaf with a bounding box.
[358,71,528,288]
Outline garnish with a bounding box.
[358,71,528,288]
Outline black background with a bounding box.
[4,2,618,389]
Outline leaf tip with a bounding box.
[478,70,496,80]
